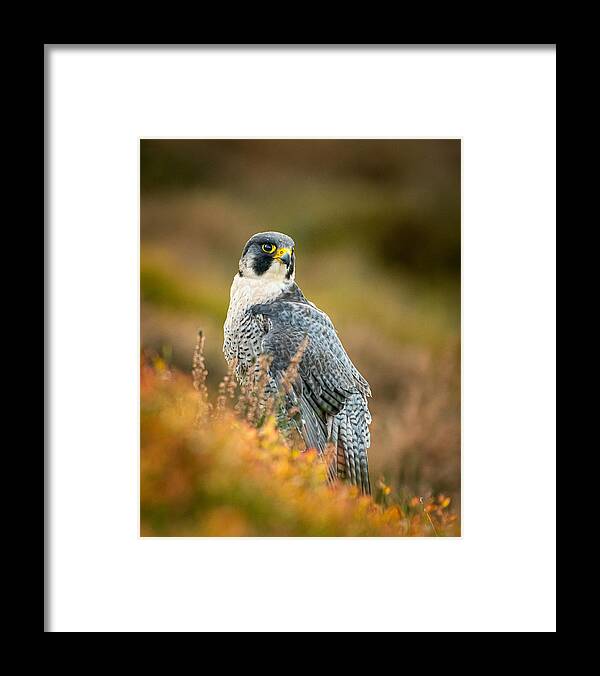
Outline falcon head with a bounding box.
[238,231,296,282]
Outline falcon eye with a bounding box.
[261,243,276,254]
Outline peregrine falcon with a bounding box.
[223,231,372,494]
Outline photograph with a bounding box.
[140,139,461,536]
[47,44,555,632]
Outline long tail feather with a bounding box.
[333,394,371,495]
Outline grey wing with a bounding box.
[255,301,372,495]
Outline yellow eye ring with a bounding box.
[261,243,276,254]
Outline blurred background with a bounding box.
[141,139,460,500]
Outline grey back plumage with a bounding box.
[225,279,372,495]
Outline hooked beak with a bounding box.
[273,247,292,266]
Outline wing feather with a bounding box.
[253,297,372,494]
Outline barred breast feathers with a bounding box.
[223,272,294,370]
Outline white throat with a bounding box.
[226,271,291,323]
